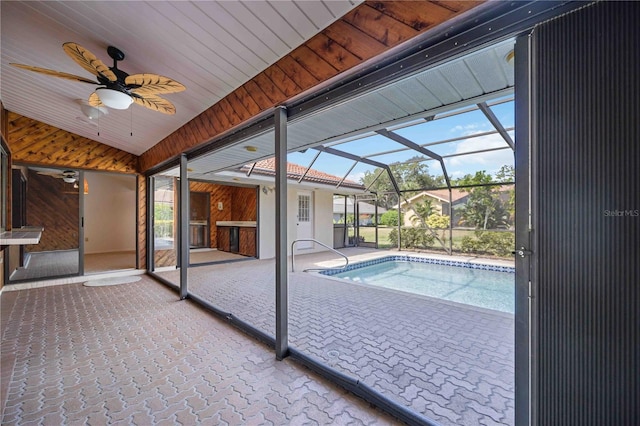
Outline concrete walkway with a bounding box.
[164,248,515,425]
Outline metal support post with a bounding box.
[179,154,189,300]
[274,106,289,360]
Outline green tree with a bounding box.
[495,165,515,222]
[456,170,509,230]
[361,157,443,209]
[411,199,434,225]
[495,165,515,182]
[154,202,174,238]
[403,198,450,253]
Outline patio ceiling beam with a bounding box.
[363,127,515,160]
[298,150,322,183]
[246,162,257,177]
[478,102,515,150]
[365,169,386,193]
[376,129,452,189]
[336,160,358,189]
[314,146,400,194]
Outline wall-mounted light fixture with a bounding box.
[505,50,515,66]
[262,186,275,195]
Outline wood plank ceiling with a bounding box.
[138,1,483,172]
[1,1,483,173]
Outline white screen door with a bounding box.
[296,191,313,249]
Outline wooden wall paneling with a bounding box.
[305,34,362,73]
[231,187,258,221]
[217,226,230,252]
[370,1,455,30]
[342,4,420,47]
[1,100,7,138]
[242,80,275,111]
[26,171,79,252]
[200,108,225,135]
[218,98,242,127]
[227,91,252,122]
[193,114,217,140]
[322,20,388,61]
[276,56,319,92]
[137,175,146,270]
[211,104,233,132]
[180,123,201,151]
[6,116,47,142]
[189,181,233,248]
[264,65,301,98]
[154,250,176,268]
[239,227,256,257]
[252,72,288,105]
[234,86,262,117]
[7,112,137,173]
[431,1,482,13]
[289,45,338,82]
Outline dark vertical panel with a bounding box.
[534,2,640,424]
[514,32,535,426]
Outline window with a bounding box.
[298,194,310,222]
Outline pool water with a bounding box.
[331,260,514,313]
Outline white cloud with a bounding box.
[347,171,366,183]
[450,123,483,133]
[444,132,514,178]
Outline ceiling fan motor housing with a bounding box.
[62,170,77,183]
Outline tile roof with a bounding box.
[240,158,364,190]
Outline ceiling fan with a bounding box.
[37,169,78,183]
[11,42,185,115]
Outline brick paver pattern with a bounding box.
[159,253,515,426]
[1,277,400,425]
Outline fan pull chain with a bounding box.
[130,107,133,137]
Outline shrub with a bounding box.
[388,227,434,249]
[426,214,450,230]
[460,231,515,257]
[380,209,402,227]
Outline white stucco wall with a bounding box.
[84,172,136,254]
[257,184,335,259]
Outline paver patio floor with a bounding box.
[1,275,398,425]
[159,248,515,426]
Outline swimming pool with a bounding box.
[321,256,515,313]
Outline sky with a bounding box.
[287,98,515,185]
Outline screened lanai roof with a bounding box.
[178,38,516,192]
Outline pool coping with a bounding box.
[319,254,515,276]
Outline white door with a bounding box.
[296,191,313,249]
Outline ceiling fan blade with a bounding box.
[88,92,104,107]
[132,95,176,115]
[37,171,63,177]
[126,73,186,95]
[63,42,117,82]
[10,63,98,84]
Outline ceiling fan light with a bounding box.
[96,88,133,110]
[63,176,76,183]
[79,101,108,120]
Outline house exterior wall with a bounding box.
[258,185,334,260]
